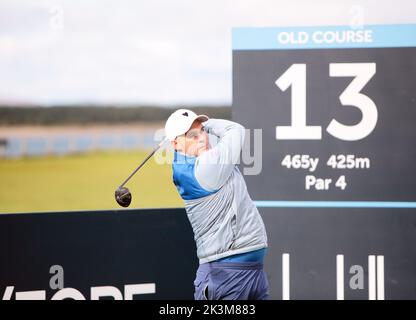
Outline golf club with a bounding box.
[115,138,168,207]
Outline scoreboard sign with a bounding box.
[232,24,416,299]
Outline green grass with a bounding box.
[0,150,184,214]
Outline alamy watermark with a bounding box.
[49,5,64,31]
[152,127,264,176]
[349,4,365,29]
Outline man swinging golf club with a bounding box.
[165,108,269,300]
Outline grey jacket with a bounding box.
[172,119,268,264]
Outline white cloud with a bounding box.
[0,0,415,105]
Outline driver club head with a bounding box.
[115,187,132,208]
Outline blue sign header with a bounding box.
[232,24,416,50]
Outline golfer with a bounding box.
[165,108,269,300]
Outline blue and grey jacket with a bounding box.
[172,118,268,264]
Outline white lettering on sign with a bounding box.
[277,30,373,45]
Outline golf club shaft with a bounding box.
[118,138,168,189]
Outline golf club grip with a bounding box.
[118,138,167,189]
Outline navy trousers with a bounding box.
[194,261,269,300]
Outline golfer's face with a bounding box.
[177,120,209,156]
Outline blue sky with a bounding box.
[0,0,415,106]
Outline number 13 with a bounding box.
[275,63,377,141]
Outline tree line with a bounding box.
[0,105,231,125]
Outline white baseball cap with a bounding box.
[165,108,209,141]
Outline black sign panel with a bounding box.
[233,47,416,201]
[1,208,416,300]
[233,25,416,299]
[262,208,416,300]
[0,209,197,300]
